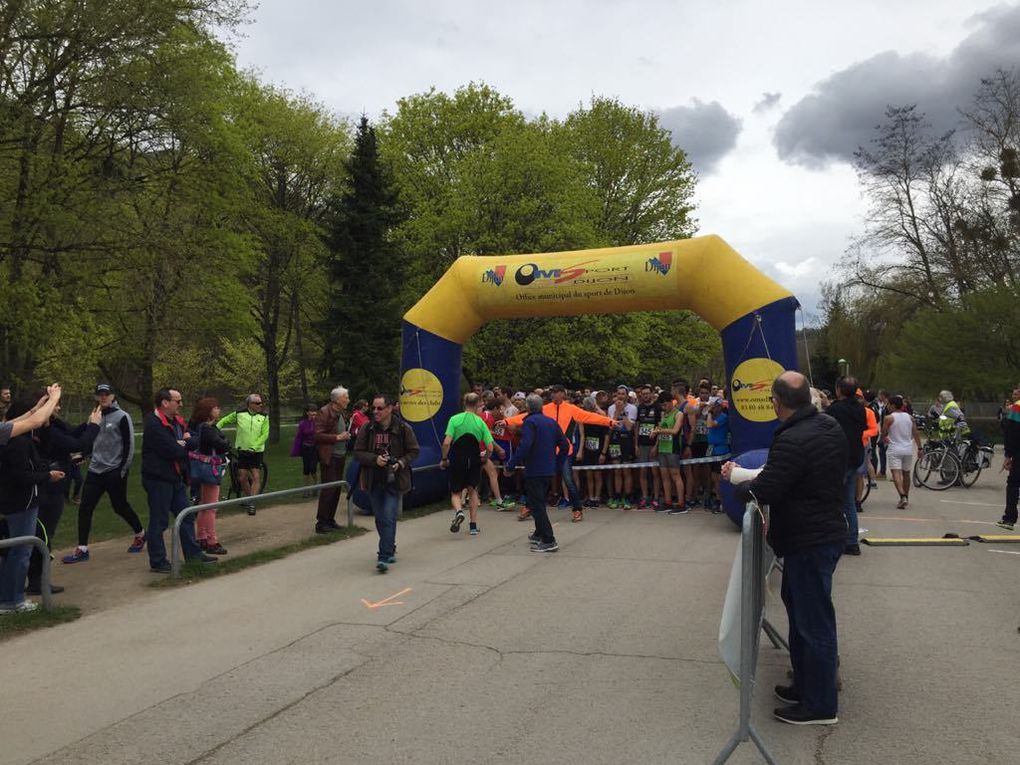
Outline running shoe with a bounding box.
[528,531,541,543]
[127,531,146,553]
[572,510,583,523]
[659,502,673,513]
[638,498,649,510]
[996,520,1015,531]
[376,560,388,573]
[667,504,689,515]
[62,547,89,564]
[517,508,531,521]
[530,541,559,553]
[469,523,479,535]
[622,498,633,510]
[450,510,465,533]
[557,498,571,510]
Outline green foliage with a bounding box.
[883,287,1020,399]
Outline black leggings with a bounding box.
[76,470,143,546]
[28,488,64,586]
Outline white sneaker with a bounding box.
[16,600,39,613]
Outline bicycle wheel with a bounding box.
[915,449,960,491]
[858,476,871,506]
[257,462,269,494]
[958,447,982,488]
[226,456,242,500]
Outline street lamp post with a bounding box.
[837,358,850,378]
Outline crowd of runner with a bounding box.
[440,378,733,533]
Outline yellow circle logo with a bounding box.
[399,368,444,422]
[730,358,785,423]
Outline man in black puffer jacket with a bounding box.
[723,371,847,727]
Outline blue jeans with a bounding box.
[0,507,39,607]
[369,485,400,560]
[842,468,858,547]
[781,541,843,717]
[560,454,581,510]
[144,478,201,567]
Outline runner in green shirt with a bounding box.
[440,394,494,535]
[653,392,686,512]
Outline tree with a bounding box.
[321,116,404,400]
[558,96,698,246]
[234,81,350,440]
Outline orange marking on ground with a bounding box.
[361,587,412,609]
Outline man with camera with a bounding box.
[353,394,419,573]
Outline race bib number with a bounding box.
[608,444,622,458]
[658,432,672,446]
[585,436,601,452]
[695,420,708,436]
[493,421,506,437]
[638,423,654,438]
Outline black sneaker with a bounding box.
[450,510,465,533]
[245,503,256,516]
[530,541,559,553]
[667,504,689,515]
[774,685,800,705]
[997,520,1016,531]
[26,583,64,595]
[844,544,861,556]
[315,523,332,534]
[773,704,837,725]
[527,532,541,543]
[150,561,172,573]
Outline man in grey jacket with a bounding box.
[62,383,146,563]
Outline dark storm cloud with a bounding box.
[753,92,782,114]
[774,3,1020,167]
[657,99,742,175]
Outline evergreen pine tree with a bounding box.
[320,117,405,398]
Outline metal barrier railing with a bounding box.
[170,480,349,577]
[713,501,778,765]
[0,536,54,611]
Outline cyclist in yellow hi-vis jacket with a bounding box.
[217,393,269,515]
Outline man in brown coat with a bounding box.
[314,386,350,534]
[353,393,420,573]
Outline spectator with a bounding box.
[352,394,420,573]
[997,382,1020,531]
[0,394,67,614]
[881,395,922,510]
[826,378,868,556]
[869,390,889,479]
[216,393,269,515]
[314,386,351,534]
[349,399,370,439]
[504,394,569,553]
[0,384,61,443]
[291,404,319,497]
[63,383,145,564]
[188,397,230,555]
[722,371,847,726]
[143,388,216,573]
[440,392,493,536]
[0,385,11,422]
[27,399,101,595]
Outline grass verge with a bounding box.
[150,526,368,587]
[0,605,82,641]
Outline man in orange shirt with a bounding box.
[856,389,879,511]
[503,384,614,522]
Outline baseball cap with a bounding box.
[512,391,526,400]
[95,383,113,394]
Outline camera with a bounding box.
[385,456,401,484]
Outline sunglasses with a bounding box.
[373,404,391,410]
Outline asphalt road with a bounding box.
[2,464,1018,765]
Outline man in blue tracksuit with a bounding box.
[505,394,569,553]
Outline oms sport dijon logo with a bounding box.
[481,252,672,288]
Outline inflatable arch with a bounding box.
[398,235,799,507]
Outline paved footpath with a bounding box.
[2,467,1018,765]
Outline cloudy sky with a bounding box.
[230,0,1020,318]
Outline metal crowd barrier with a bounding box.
[170,480,350,577]
[0,536,54,611]
[713,501,779,765]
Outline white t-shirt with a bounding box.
[608,403,637,422]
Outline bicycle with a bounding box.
[225,449,270,501]
[913,445,960,491]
